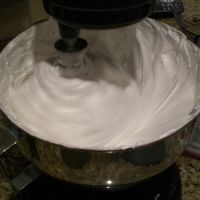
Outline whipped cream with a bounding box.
[0,19,200,150]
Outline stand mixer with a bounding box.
[42,0,156,52]
[0,0,200,199]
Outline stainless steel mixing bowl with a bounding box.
[0,111,196,189]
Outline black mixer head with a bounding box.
[42,0,156,51]
[43,0,156,29]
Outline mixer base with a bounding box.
[17,164,181,200]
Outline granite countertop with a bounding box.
[0,7,200,200]
[177,156,200,200]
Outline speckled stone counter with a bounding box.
[0,180,13,200]
[0,2,200,200]
[177,156,200,200]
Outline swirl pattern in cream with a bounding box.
[0,19,200,150]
